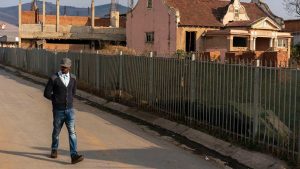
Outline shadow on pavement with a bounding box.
[0,149,70,165]
[32,146,194,169]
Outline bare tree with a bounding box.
[284,0,300,16]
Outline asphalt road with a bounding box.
[0,68,226,169]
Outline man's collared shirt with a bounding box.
[58,71,70,87]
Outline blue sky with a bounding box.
[0,0,298,19]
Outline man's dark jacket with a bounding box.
[44,72,77,110]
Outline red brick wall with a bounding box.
[21,11,126,27]
[22,11,36,24]
[257,51,288,67]
[225,51,288,67]
[284,20,300,33]
[45,15,90,26]
[254,51,264,58]
[225,51,255,63]
[22,11,90,26]
[44,43,90,52]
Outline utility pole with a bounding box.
[110,0,117,12]
[56,0,60,32]
[91,0,95,28]
[18,0,22,48]
[110,0,119,28]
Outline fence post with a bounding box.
[54,50,57,72]
[253,59,260,139]
[149,52,154,106]
[298,69,300,168]
[45,50,48,76]
[298,118,300,168]
[189,54,196,124]
[96,55,100,90]
[119,51,123,98]
[79,50,83,80]
[0,48,3,63]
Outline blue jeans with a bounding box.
[51,108,78,157]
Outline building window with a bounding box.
[146,32,154,43]
[186,31,196,52]
[278,38,288,48]
[233,37,247,47]
[147,0,153,8]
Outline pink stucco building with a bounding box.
[126,0,177,55]
[126,0,292,61]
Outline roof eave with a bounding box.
[178,24,222,29]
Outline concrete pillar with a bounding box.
[287,38,291,59]
[250,36,257,51]
[110,11,120,28]
[18,0,22,48]
[253,37,256,51]
[43,0,46,31]
[249,36,253,51]
[91,0,95,28]
[56,0,60,32]
[274,38,278,50]
[269,38,273,48]
[227,35,233,51]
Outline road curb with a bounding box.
[0,64,289,169]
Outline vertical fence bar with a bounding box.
[298,113,300,167]
[190,54,196,125]
[297,69,300,166]
[148,52,154,108]
[96,55,100,90]
[119,51,123,98]
[253,60,260,139]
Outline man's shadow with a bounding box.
[0,148,70,165]
[0,146,179,169]
[30,146,179,169]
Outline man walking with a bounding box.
[44,58,84,164]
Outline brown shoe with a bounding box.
[50,150,57,158]
[71,154,84,164]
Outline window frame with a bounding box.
[145,32,154,44]
[278,38,288,48]
[185,31,197,52]
[147,0,153,8]
[233,36,248,47]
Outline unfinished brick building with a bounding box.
[19,0,126,52]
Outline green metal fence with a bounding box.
[0,47,299,164]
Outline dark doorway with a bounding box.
[256,37,271,51]
[186,31,196,52]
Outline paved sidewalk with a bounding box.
[0,68,226,169]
